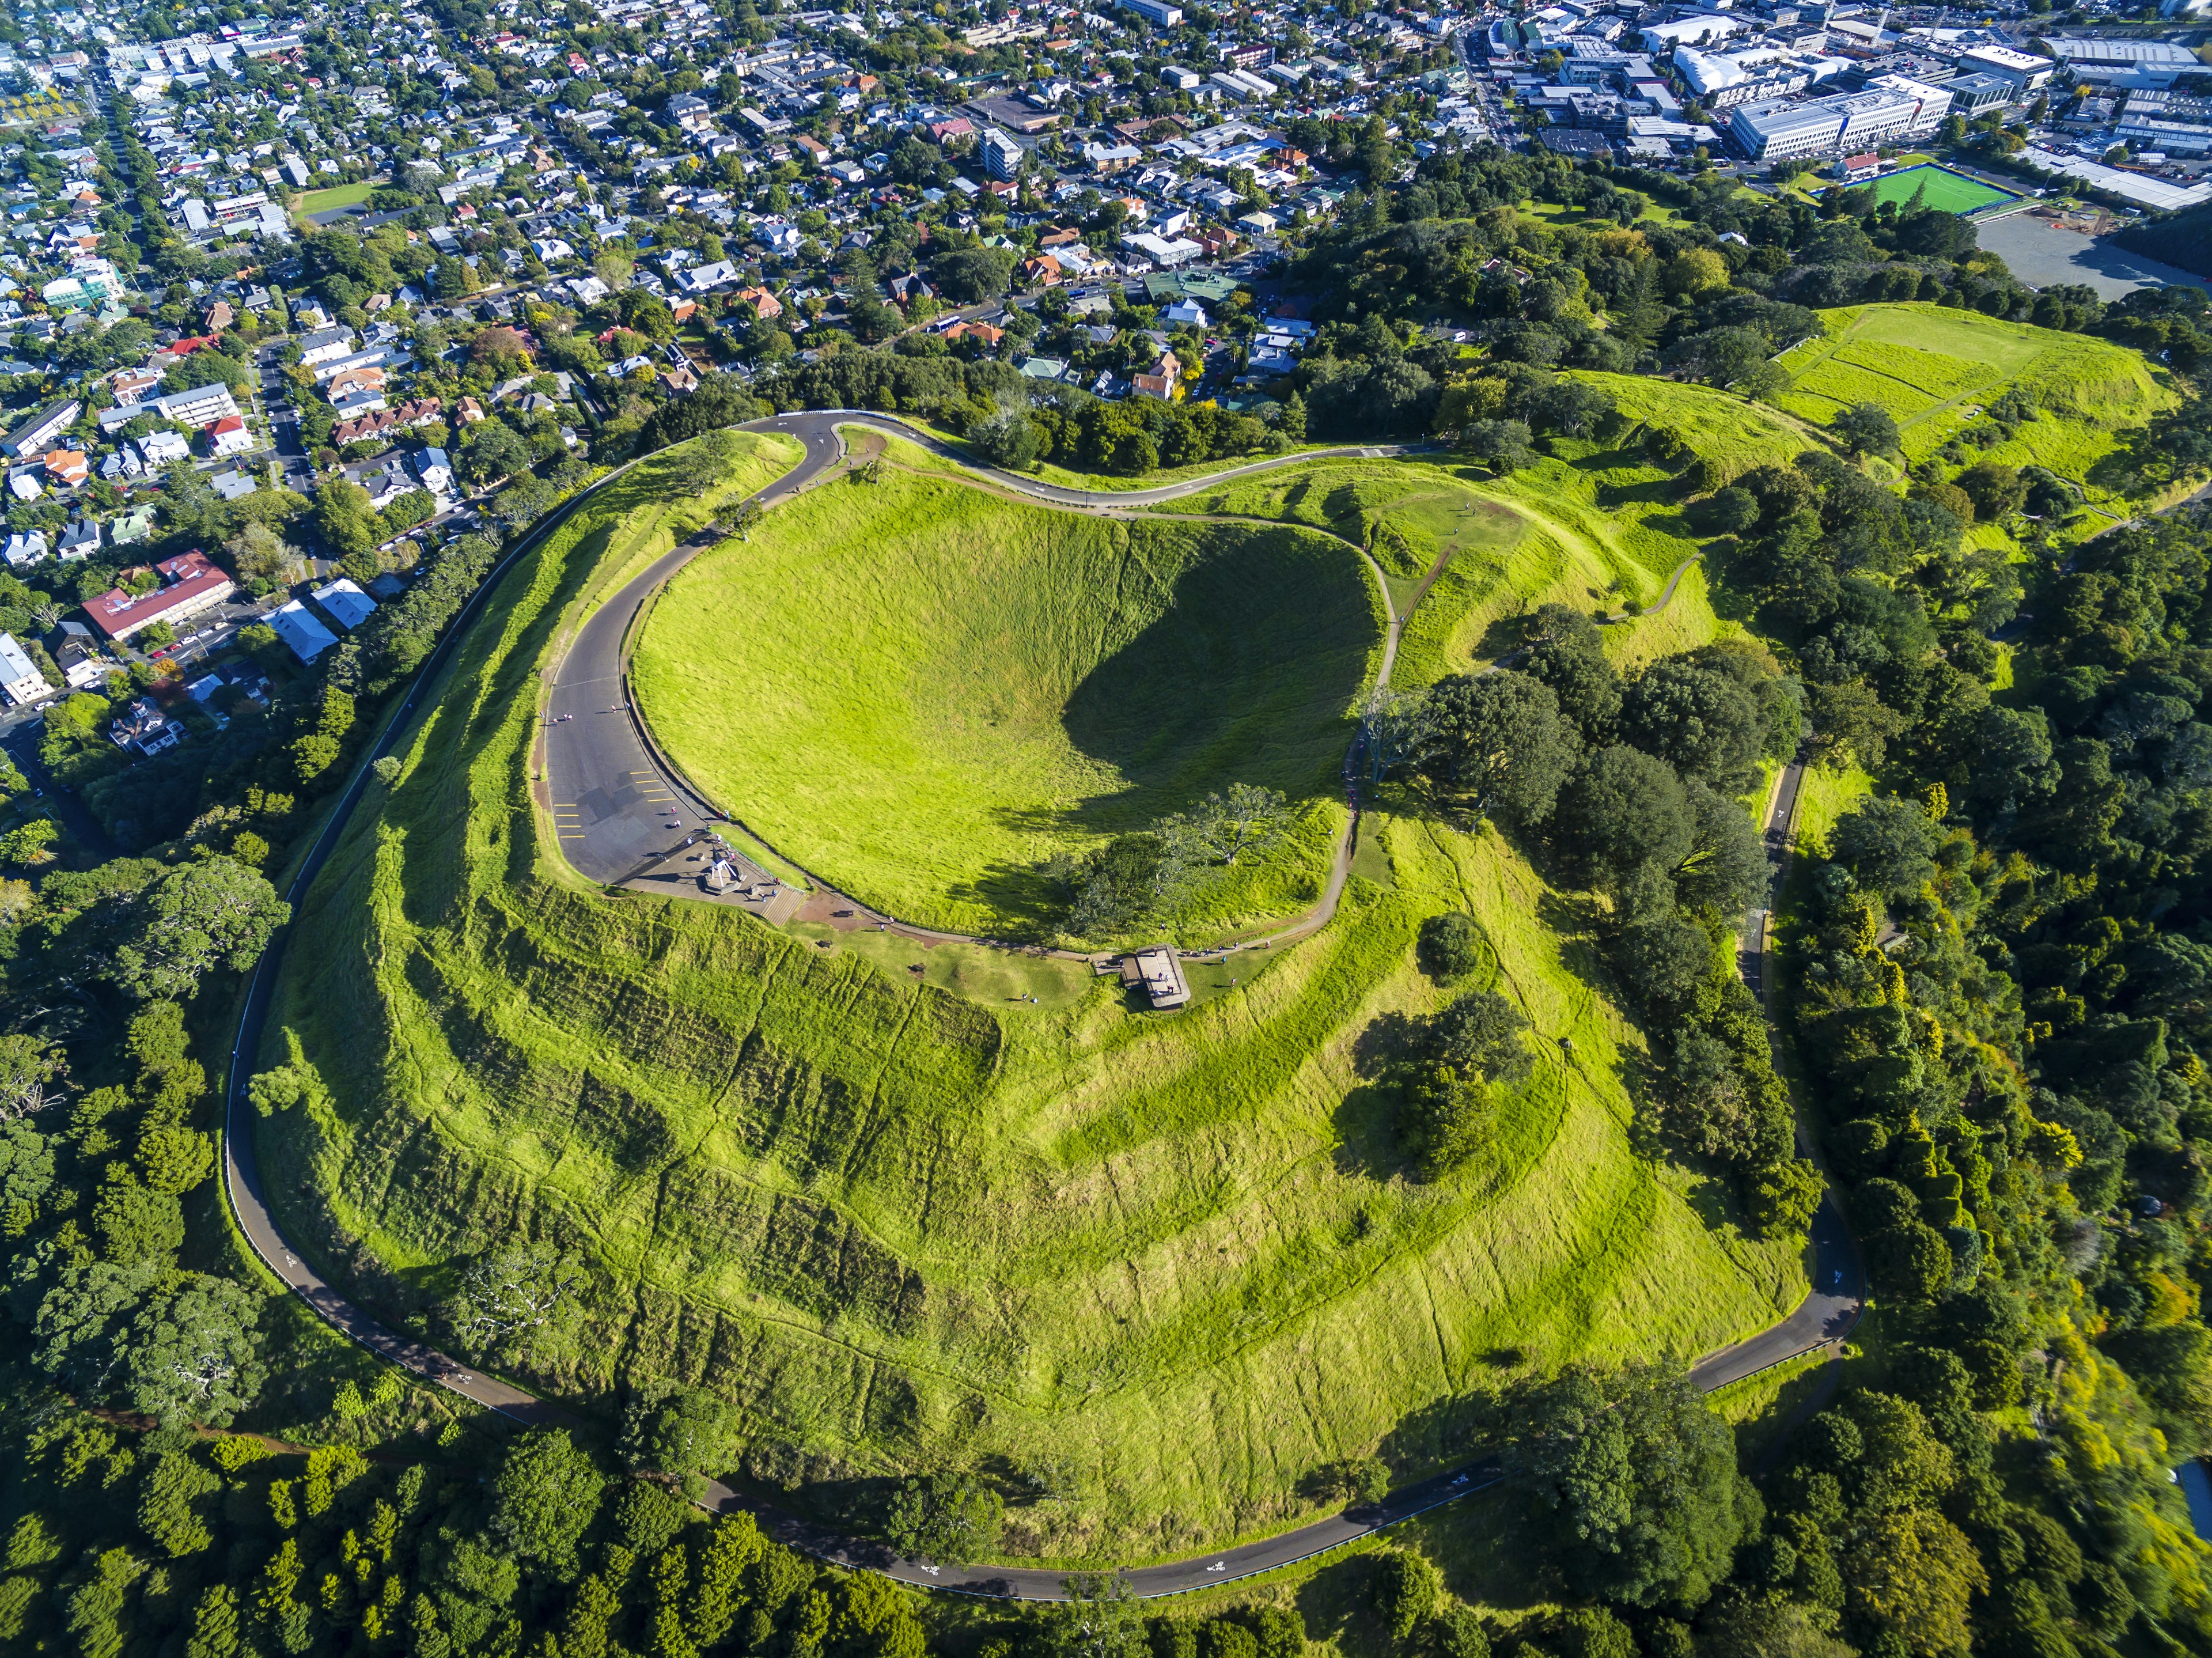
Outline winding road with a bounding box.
[222,414,1861,1601]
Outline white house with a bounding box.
[0,634,48,705]
[416,446,453,492]
[310,578,378,631]
[681,260,741,293]
[268,599,340,664]
[296,327,357,367]
[138,430,191,468]
[207,414,256,456]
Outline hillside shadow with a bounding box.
[1297,1553,1408,1658]
[1377,1388,1505,1471]
[1680,1171,1745,1239]
[1059,532,1373,813]
[1567,445,1641,474]
[943,859,1067,941]
[1353,1011,1420,1078]
[1594,476,1684,511]
[1699,535,1764,623]
[1474,611,1544,663]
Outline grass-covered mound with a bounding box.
[1772,302,2175,478]
[632,468,1384,939]
[1570,372,1815,488]
[260,437,1805,1564]
[1164,429,1768,694]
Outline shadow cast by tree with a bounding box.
[1331,1080,1407,1183]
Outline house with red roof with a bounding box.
[85,551,237,644]
[207,415,255,457]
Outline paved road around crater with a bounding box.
[225,415,1862,1600]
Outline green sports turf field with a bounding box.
[1858,164,2018,215]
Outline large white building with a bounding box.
[979,125,1022,181]
[1640,13,1753,51]
[2045,37,2196,86]
[1864,73,1955,139]
[1676,43,1849,108]
[96,383,241,435]
[1729,83,1943,158]
[1958,44,2055,92]
[3,399,81,457]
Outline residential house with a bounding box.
[185,663,270,721]
[311,578,378,630]
[0,633,48,705]
[54,623,105,690]
[138,430,191,468]
[85,550,237,644]
[43,450,89,487]
[207,414,255,457]
[108,508,156,548]
[109,366,165,404]
[268,598,339,664]
[681,260,741,294]
[1134,350,1182,399]
[109,696,184,754]
[296,326,357,367]
[2,531,48,570]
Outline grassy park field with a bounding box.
[257,422,1809,1562]
[293,179,378,215]
[1772,302,2176,480]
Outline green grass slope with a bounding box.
[261,438,1805,1564]
[1772,302,2175,482]
[633,470,1382,940]
[1161,401,1772,694]
[1569,371,1814,490]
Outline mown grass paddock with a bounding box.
[261,428,1806,1562]
[1772,302,2176,480]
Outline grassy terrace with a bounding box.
[1772,302,2176,486]
[259,417,1808,1562]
